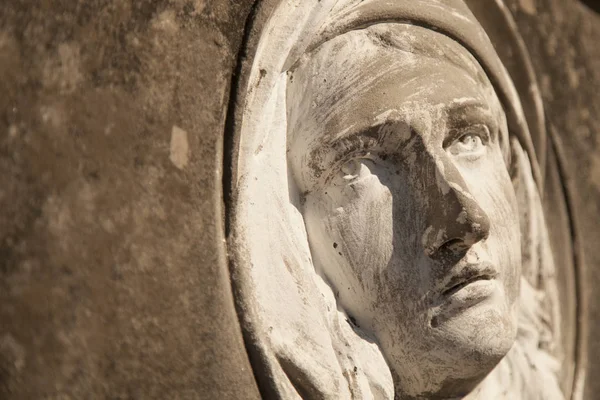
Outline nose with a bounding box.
[421,156,490,260]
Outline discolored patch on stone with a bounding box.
[169,125,190,170]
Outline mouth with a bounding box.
[440,262,498,298]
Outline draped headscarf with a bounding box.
[229,1,580,398]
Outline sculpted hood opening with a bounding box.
[227,1,583,398]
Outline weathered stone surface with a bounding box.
[506,1,600,397]
[1,0,600,398]
[0,0,259,398]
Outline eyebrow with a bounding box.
[445,100,497,130]
[327,117,415,156]
[326,100,497,150]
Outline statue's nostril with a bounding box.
[444,238,466,252]
[431,238,471,262]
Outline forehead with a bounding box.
[287,23,502,143]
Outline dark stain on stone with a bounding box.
[87,170,100,180]
[182,2,195,16]
[346,315,360,328]
[257,68,267,86]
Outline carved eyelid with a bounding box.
[314,120,416,187]
[443,103,498,146]
[330,120,415,160]
[443,124,492,149]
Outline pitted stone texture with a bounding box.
[0,1,259,399]
[506,0,600,397]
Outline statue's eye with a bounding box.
[447,128,488,158]
[341,159,361,178]
[339,158,374,181]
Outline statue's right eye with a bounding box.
[337,158,375,183]
[444,124,490,161]
[341,159,361,179]
[448,134,484,155]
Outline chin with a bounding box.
[384,296,518,398]
[429,280,517,355]
[431,299,518,375]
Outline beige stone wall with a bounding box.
[506,1,600,397]
[0,1,259,398]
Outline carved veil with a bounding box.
[227,1,584,398]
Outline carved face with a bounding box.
[287,25,521,398]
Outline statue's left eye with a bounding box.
[447,133,485,157]
[341,159,361,178]
[338,158,374,182]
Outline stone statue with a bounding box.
[228,0,583,398]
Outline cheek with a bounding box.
[458,150,521,287]
[304,175,394,308]
[458,146,519,232]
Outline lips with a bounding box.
[440,262,498,298]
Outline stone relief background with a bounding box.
[504,1,600,398]
[0,1,259,398]
[0,0,598,399]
